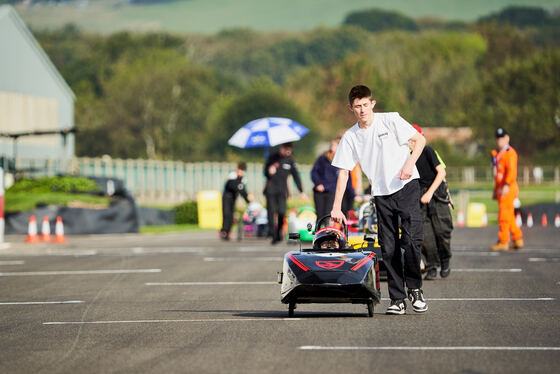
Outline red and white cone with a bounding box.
[25,215,40,243]
[457,209,465,227]
[481,212,488,227]
[516,212,522,227]
[527,213,534,228]
[54,216,68,244]
[41,216,51,242]
[541,214,548,227]
[555,214,560,228]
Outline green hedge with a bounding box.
[175,200,198,224]
[8,176,102,194]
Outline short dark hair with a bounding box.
[280,142,293,149]
[237,162,247,171]
[348,85,372,105]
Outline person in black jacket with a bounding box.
[410,124,453,280]
[264,143,306,244]
[311,137,355,220]
[220,162,252,241]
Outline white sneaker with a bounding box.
[386,299,406,315]
[408,289,428,313]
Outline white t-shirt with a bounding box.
[332,112,419,196]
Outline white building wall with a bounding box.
[0,5,74,160]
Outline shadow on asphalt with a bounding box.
[160,309,373,318]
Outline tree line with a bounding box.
[32,6,560,165]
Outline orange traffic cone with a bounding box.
[516,212,522,227]
[25,215,40,243]
[54,216,68,243]
[527,213,534,228]
[555,214,560,228]
[41,216,52,242]
[456,209,465,227]
[541,214,548,227]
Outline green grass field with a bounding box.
[15,0,559,34]
[451,184,559,225]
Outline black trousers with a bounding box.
[221,194,235,234]
[375,180,423,301]
[313,190,334,221]
[266,192,287,241]
[421,189,453,270]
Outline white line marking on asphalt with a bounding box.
[44,318,301,325]
[529,258,560,262]
[299,346,560,351]
[422,298,555,301]
[452,268,522,272]
[0,300,84,305]
[379,297,554,301]
[0,260,25,265]
[146,281,276,286]
[132,248,202,254]
[453,252,500,257]
[46,250,98,256]
[0,269,162,276]
[204,257,282,262]
[236,247,283,252]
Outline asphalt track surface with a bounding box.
[1,227,559,374]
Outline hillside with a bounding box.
[15,0,560,34]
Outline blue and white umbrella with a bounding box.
[228,117,309,149]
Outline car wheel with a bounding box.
[288,302,296,318]
[367,301,374,317]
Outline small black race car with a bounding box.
[278,216,382,317]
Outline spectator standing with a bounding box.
[330,84,427,315]
[490,128,523,250]
[264,143,306,244]
[220,162,252,241]
[410,124,453,280]
[311,137,355,220]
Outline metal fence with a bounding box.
[12,157,560,205]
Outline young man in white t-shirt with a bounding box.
[330,85,428,315]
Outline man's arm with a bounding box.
[239,181,251,203]
[290,159,304,193]
[399,132,425,180]
[330,169,349,224]
[421,164,446,204]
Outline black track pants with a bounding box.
[221,194,235,234]
[375,180,424,301]
[266,192,287,241]
[421,194,453,270]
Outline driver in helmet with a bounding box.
[313,228,347,250]
[320,239,340,249]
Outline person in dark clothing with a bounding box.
[264,143,306,244]
[311,137,355,220]
[410,124,453,280]
[220,162,252,241]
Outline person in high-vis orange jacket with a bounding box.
[490,128,523,250]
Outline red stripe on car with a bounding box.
[350,252,376,271]
[289,254,309,271]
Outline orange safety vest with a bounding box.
[492,145,518,192]
[492,145,522,243]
